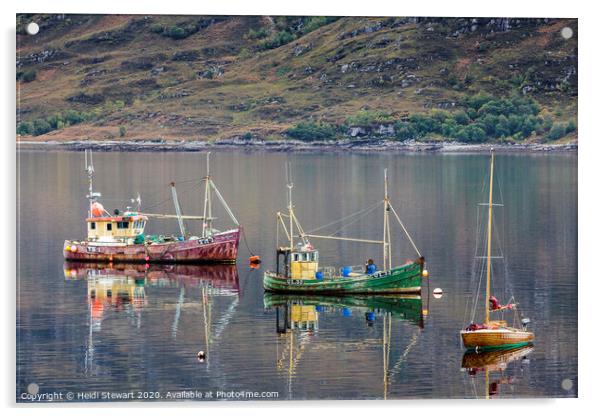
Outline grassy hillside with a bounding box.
[16,15,577,144]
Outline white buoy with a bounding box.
[197,350,206,362]
[422,269,429,278]
[433,288,443,299]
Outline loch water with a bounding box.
[16,150,577,400]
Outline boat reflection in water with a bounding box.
[264,293,424,399]
[461,344,534,399]
[64,262,239,373]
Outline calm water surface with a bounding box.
[16,150,577,401]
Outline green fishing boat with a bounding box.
[263,166,426,294]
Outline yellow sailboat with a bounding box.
[460,151,534,351]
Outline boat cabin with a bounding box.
[276,243,319,280]
[86,212,148,243]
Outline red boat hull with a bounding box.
[63,228,240,263]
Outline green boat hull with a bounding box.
[263,260,423,294]
[263,292,423,325]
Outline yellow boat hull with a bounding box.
[461,328,534,351]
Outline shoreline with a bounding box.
[16,139,578,153]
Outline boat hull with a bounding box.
[63,228,240,263]
[461,328,534,351]
[263,260,423,294]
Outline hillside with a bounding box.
[16,15,578,144]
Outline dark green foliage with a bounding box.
[388,94,571,143]
[17,110,92,136]
[247,27,270,40]
[255,16,340,51]
[285,122,337,141]
[547,121,574,140]
[17,69,37,83]
[32,119,52,136]
[119,126,127,137]
[346,110,393,126]
[259,31,296,50]
[17,121,32,135]
[151,18,224,40]
[242,132,253,140]
[394,122,418,140]
[566,119,577,133]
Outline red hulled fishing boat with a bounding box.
[63,151,240,264]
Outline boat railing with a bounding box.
[318,266,337,280]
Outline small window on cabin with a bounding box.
[308,253,314,261]
[107,223,112,231]
[117,221,129,229]
[90,222,96,230]
[293,254,299,261]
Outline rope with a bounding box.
[241,227,256,256]
[305,201,383,234]
[327,202,382,236]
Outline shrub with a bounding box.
[167,26,188,39]
[17,122,32,135]
[259,31,296,50]
[32,119,52,136]
[346,110,392,126]
[566,119,577,133]
[18,69,37,83]
[548,122,567,140]
[285,122,337,141]
[119,126,127,137]
[394,122,418,140]
[248,27,270,40]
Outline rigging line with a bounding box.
[465,201,484,323]
[388,203,421,258]
[326,202,383,237]
[304,201,383,234]
[240,227,256,256]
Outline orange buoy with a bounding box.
[249,255,261,264]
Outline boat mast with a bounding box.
[287,163,294,250]
[485,151,495,325]
[383,169,392,271]
[84,149,100,218]
[202,152,212,237]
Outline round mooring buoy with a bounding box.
[197,350,206,363]
[422,269,429,278]
[433,288,443,299]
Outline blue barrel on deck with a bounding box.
[367,264,377,274]
[315,271,323,280]
[342,266,352,277]
[365,312,376,322]
[342,308,352,317]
